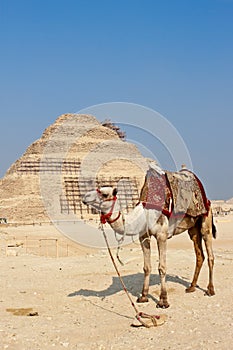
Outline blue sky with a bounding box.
[1,0,233,199]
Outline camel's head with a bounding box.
[82,187,118,212]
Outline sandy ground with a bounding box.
[0,215,232,350]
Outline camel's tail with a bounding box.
[212,216,217,239]
[199,210,216,239]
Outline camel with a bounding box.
[82,170,216,308]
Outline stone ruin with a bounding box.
[0,114,148,224]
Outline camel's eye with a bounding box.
[102,193,108,198]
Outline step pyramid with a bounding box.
[0,114,147,223]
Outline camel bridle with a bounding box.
[96,189,121,224]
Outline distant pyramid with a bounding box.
[0,114,147,223]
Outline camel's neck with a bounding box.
[108,202,147,236]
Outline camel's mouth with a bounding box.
[82,195,99,207]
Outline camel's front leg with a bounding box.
[137,235,151,303]
[156,235,169,308]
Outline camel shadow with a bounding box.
[67,272,201,302]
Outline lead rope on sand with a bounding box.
[99,222,164,328]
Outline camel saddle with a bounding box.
[140,167,210,218]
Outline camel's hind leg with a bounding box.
[201,212,215,296]
[137,235,151,303]
[186,224,205,293]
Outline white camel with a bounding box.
[82,179,216,308]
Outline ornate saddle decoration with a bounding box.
[140,166,210,218]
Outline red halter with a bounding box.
[96,189,121,224]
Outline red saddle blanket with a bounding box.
[140,168,210,218]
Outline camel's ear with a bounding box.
[112,188,118,196]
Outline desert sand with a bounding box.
[0,215,232,350]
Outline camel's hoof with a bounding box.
[137,296,149,303]
[205,289,215,296]
[156,302,170,309]
[185,286,196,293]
